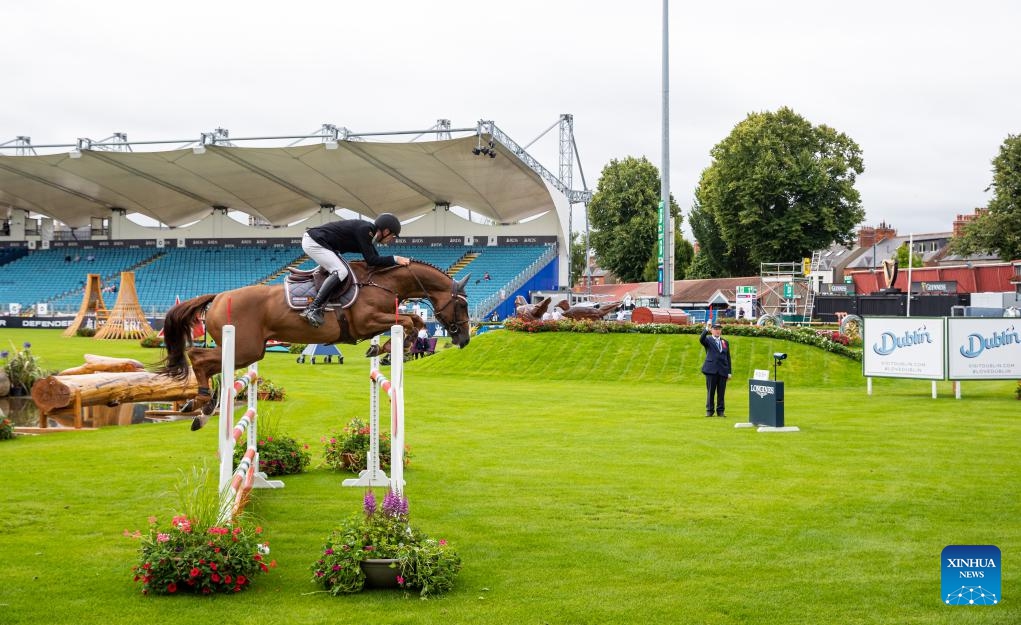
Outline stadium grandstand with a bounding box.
[0,118,591,325]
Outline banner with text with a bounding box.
[947,318,1021,380]
[862,316,946,379]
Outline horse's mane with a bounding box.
[356,259,453,280]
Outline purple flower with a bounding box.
[363,490,377,516]
[0,351,8,359]
[382,489,408,518]
[22,342,30,349]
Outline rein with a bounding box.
[361,263,469,336]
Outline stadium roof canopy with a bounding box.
[0,134,559,228]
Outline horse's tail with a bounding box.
[156,294,216,380]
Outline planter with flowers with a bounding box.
[311,489,461,596]
[0,417,13,441]
[233,431,311,477]
[2,342,49,396]
[128,468,275,595]
[322,417,411,473]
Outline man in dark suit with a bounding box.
[699,320,732,417]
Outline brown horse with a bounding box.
[158,261,471,429]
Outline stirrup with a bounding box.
[300,306,325,328]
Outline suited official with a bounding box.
[699,320,732,417]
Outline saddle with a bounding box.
[283,258,359,310]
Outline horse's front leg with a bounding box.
[360,312,421,357]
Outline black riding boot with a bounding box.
[300,272,342,328]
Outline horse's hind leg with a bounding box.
[181,347,223,430]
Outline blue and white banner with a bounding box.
[947,318,1021,380]
[863,317,946,379]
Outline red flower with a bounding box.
[211,573,221,583]
[190,567,201,578]
[166,582,177,593]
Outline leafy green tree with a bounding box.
[693,107,865,276]
[950,134,1021,261]
[895,243,923,268]
[641,235,694,282]
[686,202,730,277]
[588,156,681,284]
[684,251,718,280]
[569,232,587,287]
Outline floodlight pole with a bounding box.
[658,0,673,307]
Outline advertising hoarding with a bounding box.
[947,318,1021,380]
[862,316,946,379]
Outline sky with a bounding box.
[3,0,1019,239]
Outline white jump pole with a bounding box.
[343,324,405,494]
[390,325,405,495]
[217,324,283,523]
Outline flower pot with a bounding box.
[341,452,359,469]
[360,558,402,589]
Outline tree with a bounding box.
[950,134,1021,261]
[569,232,587,287]
[588,156,681,284]
[895,243,923,268]
[693,107,865,276]
[641,235,695,282]
[686,202,730,277]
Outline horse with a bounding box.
[158,260,471,430]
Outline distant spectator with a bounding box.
[64,254,72,263]
[73,255,80,262]
[616,309,626,321]
[483,272,491,281]
[86,254,95,262]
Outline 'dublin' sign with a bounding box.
[947,318,1021,380]
[863,317,946,380]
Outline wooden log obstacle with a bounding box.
[30,354,198,429]
[216,324,284,523]
[342,325,406,495]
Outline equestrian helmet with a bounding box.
[374,213,401,237]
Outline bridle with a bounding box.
[432,280,471,337]
[399,263,470,337]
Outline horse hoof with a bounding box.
[180,399,195,413]
[365,345,380,357]
[190,416,206,431]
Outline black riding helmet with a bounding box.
[373,213,401,237]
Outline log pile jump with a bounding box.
[30,354,198,429]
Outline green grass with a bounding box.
[0,329,1017,624]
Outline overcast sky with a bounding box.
[4,0,1018,238]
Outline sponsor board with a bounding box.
[862,316,946,379]
[947,318,1021,380]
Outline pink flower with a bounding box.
[157,533,170,543]
[439,539,448,546]
[147,516,158,525]
[396,575,405,585]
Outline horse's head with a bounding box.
[432,273,471,348]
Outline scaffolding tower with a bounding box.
[758,259,817,323]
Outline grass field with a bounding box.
[0,328,1017,625]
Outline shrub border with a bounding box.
[502,317,862,361]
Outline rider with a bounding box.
[299,213,411,327]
